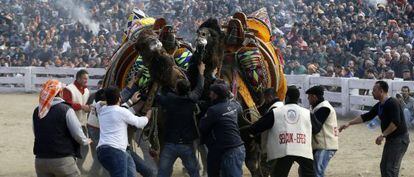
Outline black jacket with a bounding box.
[33,103,81,158]
[156,74,204,144]
[199,98,244,151]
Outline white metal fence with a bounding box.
[286,75,414,116]
[0,67,105,92]
[1,67,414,116]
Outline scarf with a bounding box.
[38,79,65,119]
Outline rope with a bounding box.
[241,107,261,125]
[193,104,201,137]
[153,107,159,150]
[138,107,158,146]
[257,146,265,177]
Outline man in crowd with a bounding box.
[96,86,151,177]
[340,81,410,177]
[33,79,91,177]
[285,60,307,75]
[306,86,339,177]
[155,62,205,177]
[399,86,414,128]
[248,86,315,177]
[402,69,412,81]
[199,83,246,177]
[62,69,91,173]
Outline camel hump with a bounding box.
[226,19,245,46]
[233,12,247,28]
[246,17,272,42]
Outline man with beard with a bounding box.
[62,69,91,173]
[398,86,414,128]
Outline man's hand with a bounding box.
[81,105,91,112]
[375,135,385,145]
[86,138,93,145]
[198,62,206,75]
[130,91,141,104]
[338,122,350,132]
[146,109,152,119]
[212,67,218,78]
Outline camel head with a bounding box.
[159,25,178,54]
[134,29,177,87]
[135,29,165,65]
[193,18,225,76]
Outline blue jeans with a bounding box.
[313,150,336,177]
[220,145,246,177]
[157,143,200,177]
[97,145,135,177]
[127,152,137,177]
[128,149,156,177]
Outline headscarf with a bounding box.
[38,79,65,119]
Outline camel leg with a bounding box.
[244,141,261,177]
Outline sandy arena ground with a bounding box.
[0,93,413,177]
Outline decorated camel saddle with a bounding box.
[222,9,287,121]
[103,9,193,93]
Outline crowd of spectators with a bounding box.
[277,0,414,80]
[0,0,413,80]
[0,0,134,68]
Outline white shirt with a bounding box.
[87,101,100,128]
[61,41,71,53]
[96,104,148,151]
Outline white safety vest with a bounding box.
[261,101,284,153]
[66,83,90,125]
[267,104,313,161]
[311,100,339,150]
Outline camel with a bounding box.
[102,14,196,159]
[189,13,287,177]
[103,10,286,176]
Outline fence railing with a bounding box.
[1,67,414,116]
[286,75,414,116]
[0,67,106,92]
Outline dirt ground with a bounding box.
[0,93,413,177]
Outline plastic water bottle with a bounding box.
[367,117,380,130]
